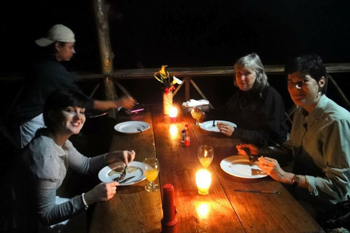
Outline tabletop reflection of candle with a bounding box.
[197,203,209,218]
[196,169,212,195]
[169,125,178,139]
[195,202,209,232]
[169,107,178,122]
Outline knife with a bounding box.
[118,176,135,184]
[234,189,280,194]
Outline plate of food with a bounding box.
[200,120,237,132]
[220,155,267,179]
[114,121,150,134]
[98,161,146,186]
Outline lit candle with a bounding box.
[196,169,212,195]
[169,107,178,122]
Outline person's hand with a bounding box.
[257,156,286,182]
[236,144,259,155]
[121,150,135,166]
[107,150,136,166]
[217,123,234,136]
[115,96,135,110]
[85,182,118,204]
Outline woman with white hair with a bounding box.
[211,53,289,147]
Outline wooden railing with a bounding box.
[1,63,350,116]
[2,63,350,82]
[99,64,350,110]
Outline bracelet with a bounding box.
[81,193,89,210]
[292,174,300,188]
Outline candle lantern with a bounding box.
[169,107,178,122]
[196,169,212,195]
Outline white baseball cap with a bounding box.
[35,24,75,47]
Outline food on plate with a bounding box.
[108,166,124,176]
[108,165,138,176]
[126,166,138,173]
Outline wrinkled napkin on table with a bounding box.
[182,99,210,107]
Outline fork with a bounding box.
[212,120,216,127]
[137,127,143,133]
[114,165,127,182]
[241,147,251,159]
[241,147,256,163]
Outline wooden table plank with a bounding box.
[89,109,162,233]
[151,105,245,232]
[183,105,323,233]
[89,104,323,233]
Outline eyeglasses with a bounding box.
[287,80,307,89]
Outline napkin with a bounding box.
[182,99,210,107]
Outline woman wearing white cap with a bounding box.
[11,24,135,148]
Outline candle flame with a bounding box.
[196,169,212,195]
[169,107,178,118]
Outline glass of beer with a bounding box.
[198,145,214,168]
[143,158,160,192]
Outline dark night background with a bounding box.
[1,0,350,109]
[1,0,350,219]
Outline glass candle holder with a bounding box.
[163,92,173,115]
[196,169,212,195]
[169,106,178,122]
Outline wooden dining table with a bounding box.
[88,103,324,233]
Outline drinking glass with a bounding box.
[198,145,214,168]
[143,158,160,192]
[191,107,205,126]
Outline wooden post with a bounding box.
[92,0,117,118]
[184,77,190,101]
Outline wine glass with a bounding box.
[143,158,160,192]
[198,145,214,168]
[191,107,205,126]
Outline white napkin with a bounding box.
[182,99,210,107]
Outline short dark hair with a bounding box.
[43,89,89,129]
[40,41,67,55]
[284,54,328,94]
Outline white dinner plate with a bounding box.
[114,121,150,134]
[220,155,267,179]
[98,161,146,186]
[200,120,237,132]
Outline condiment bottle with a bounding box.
[181,128,185,145]
[185,124,190,146]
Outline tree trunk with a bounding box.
[93,0,117,118]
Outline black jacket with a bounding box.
[207,85,289,147]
